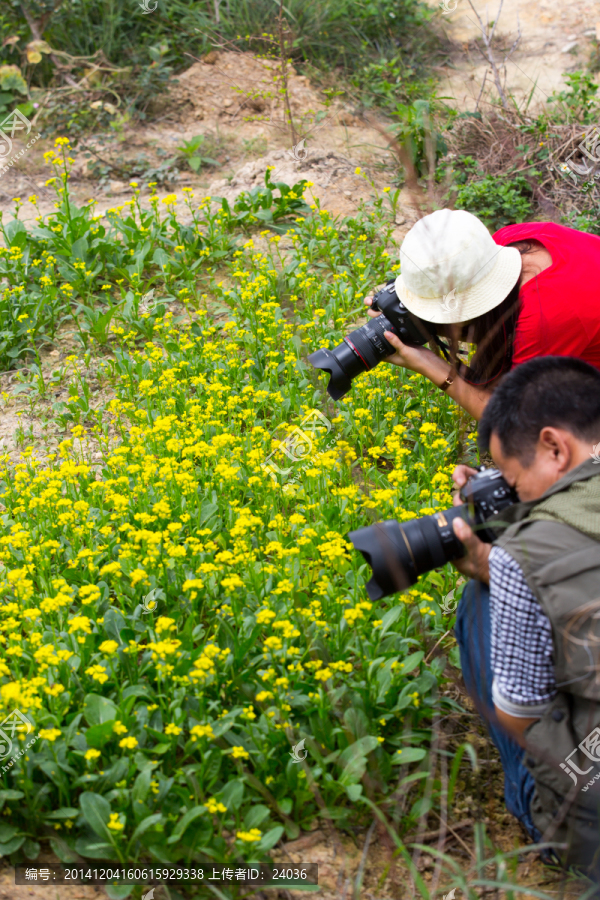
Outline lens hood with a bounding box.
[308,348,353,401]
[348,520,412,600]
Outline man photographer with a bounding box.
[450,355,600,876]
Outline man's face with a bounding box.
[489,430,572,502]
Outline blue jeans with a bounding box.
[454,579,542,842]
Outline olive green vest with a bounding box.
[493,459,600,873]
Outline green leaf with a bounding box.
[0,789,23,811]
[243,804,270,829]
[83,693,118,726]
[199,500,218,525]
[391,747,427,766]
[74,837,117,859]
[49,836,79,863]
[338,755,367,786]
[23,839,40,860]
[79,792,112,841]
[346,784,363,802]
[338,736,379,765]
[257,825,284,851]
[153,248,170,269]
[219,778,244,809]
[167,805,207,843]
[0,836,25,855]
[105,886,134,900]
[0,823,18,842]
[0,64,27,94]
[399,651,424,675]
[380,606,402,635]
[130,813,163,844]
[84,720,116,749]
[132,768,152,807]
[3,219,27,248]
[44,808,79,820]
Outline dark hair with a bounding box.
[451,281,521,386]
[478,356,600,463]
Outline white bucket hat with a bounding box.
[394,209,522,324]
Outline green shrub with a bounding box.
[454,172,536,231]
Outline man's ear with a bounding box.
[538,427,572,468]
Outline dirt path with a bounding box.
[432,0,600,110]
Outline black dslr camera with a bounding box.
[308,281,439,401]
[348,467,518,601]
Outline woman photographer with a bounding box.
[366,209,600,420]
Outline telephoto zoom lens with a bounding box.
[348,468,518,601]
[308,282,434,401]
[349,507,468,600]
[308,315,396,401]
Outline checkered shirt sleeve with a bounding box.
[489,545,557,713]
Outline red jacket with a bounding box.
[493,222,600,371]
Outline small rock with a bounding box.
[223,98,233,108]
[203,51,219,64]
[109,179,129,194]
[560,40,579,52]
[343,190,352,197]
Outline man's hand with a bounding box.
[452,517,491,585]
[452,464,478,500]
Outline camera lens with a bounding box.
[349,506,467,599]
[308,315,396,401]
[309,282,433,401]
[349,469,518,600]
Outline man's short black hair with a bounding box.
[478,356,600,463]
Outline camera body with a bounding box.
[370,282,433,346]
[349,467,519,601]
[308,282,435,401]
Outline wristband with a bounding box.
[439,372,454,391]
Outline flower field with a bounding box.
[0,141,474,895]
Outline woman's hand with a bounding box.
[362,294,440,373]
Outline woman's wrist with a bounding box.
[412,350,452,386]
